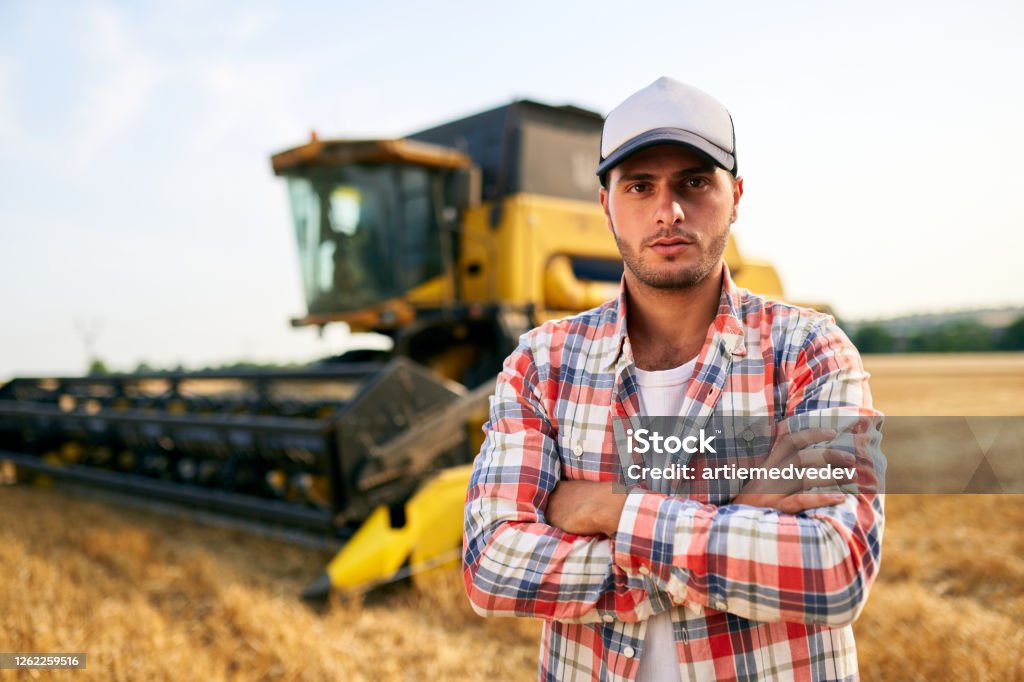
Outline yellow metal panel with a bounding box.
[404,275,449,305]
[325,506,411,591]
[324,465,475,593]
[723,235,743,275]
[459,193,618,308]
[544,255,620,311]
[457,203,499,302]
[731,259,785,299]
[408,464,475,585]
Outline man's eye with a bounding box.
[627,183,649,193]
[684,177,709,189]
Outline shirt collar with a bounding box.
[602,261,748,371]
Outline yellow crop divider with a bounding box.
[325,464,474,593]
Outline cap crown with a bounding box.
[598,77,736,177]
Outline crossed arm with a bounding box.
[462,322,885,627]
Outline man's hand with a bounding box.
[733,427,852,513]
[546,429,853,534]
[546,481,628,536]
[733,491,847,514]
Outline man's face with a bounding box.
[600,144,743,291]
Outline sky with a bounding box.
[2,0,1023,379]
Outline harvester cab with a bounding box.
[272,138,477,331]
[271,102,633,393]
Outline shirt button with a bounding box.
[623,646,636,658]
[680,631,688,643]
[639,565,650,576]
[572,442,583,457]
[602,614,614,623]
[742,429,754,442]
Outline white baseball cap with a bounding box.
[596,77,737,182]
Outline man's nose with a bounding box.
[654,190,685,225]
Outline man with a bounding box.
[463,77,884,681]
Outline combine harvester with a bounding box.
[0,99,799,600]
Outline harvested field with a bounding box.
[865,352,1024,416]
[0,485,541,681]
[2,353,1023,680]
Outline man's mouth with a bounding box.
[648,237,694,256]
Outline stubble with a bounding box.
[612,220,731,291]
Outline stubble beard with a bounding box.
[612,218,731,291]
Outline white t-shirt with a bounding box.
[633,357,696,682]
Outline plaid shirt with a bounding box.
[463,263,884,681]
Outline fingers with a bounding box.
[735,429,858,500]
[545,480,624,536]
[793,448,858,489]
[793,448,855,469]
[764,428,837,468]
[776,492,846,514]
[731,491,846,513]
[821,448,857,468]
[787,428,838,450]
[737,446,857,497]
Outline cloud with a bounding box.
[188,59,306,152]
[0,55,17,140]
[71,2,165,167]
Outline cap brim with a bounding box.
[596,127,735,178]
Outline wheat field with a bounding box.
[2,353,1023,681]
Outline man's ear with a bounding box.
[730,176,744,224]
[600,187,614,234]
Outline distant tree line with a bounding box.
[852,315,1024,353]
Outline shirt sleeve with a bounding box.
[611,317,885,627]
[462,337,661,624]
